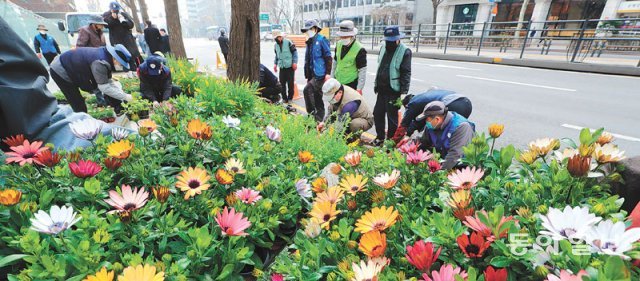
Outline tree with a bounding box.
[228,0,260,82]
[163,0,187,58]
[432,0,445,25]
[139,0,150,24]
[120,0,142,32]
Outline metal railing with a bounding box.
[328,19,640,67]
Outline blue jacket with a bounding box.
[403,89,465,135]
[59,47,113,92]
[304,34,331,80]
[34,34,60,54]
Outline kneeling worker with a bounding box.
[138,54,181,106]
[317,78,373,136]
[49,44,133,114]
[393,89,472,142]
[415,101,475,170]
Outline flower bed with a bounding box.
[0,59,637,281]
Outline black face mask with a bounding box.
[385,41,398,52]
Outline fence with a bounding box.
[329,19,640,67]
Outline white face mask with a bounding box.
[339,38,352,46]
[39,31,46,35]
[307,30,316,38]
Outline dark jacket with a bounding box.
[420,112,475,170]
[57,47,114,92]
[259,64,279,90]
[375,44,411,95]
[76,25,106,47]
[402,89,465,135]
[218,34,229,54]
[138,63,173,102]
[144,26,162,53]
[102,11,140,58]
[159,35,171,54]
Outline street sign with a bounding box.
[260,13,269,21]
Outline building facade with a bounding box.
[300,0,433,31]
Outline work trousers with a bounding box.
[373,90,401,141]
[303,77,326,122]
[50,69,123,114]
[279,67,295,102]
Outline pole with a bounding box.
[444,22,451,54]
[372,25,376,50]
[478,22,487,56]
[520,20,532,59]
[571,19,588,63]
[416,23,422,52]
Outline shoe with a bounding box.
[371,139,384,147]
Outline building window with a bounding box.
[351,0,356,6]
[338,0,342,8]
[344,0,349,7]
[547,0,606,29]
[495,1,535,22]
[375,0,381,3]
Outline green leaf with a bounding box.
[0,254,28,268]
[489,256,514,268]
[579,128,592,145]
[216,263,235,280]
[600,255,631,281]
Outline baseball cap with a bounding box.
[145,55,164,76]
[322,78,342,96]
[416,101,447,121]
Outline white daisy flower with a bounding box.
[222,115,241,129]
[539,205,601,241]
[69,118,103,141]
[586,220,640,259]
[30,205,81,235]
[111,127,130,141]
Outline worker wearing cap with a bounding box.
[258,64,283,103]
[49,44,133,114]
[103,1,142,73]
[33,24,61,65]
[273,30,298,103]
[392,89,472,143]
[331,20,367,94]
[413,101,475,170]
[301,19,332,122]
[317,78,373,138]
[138,54,181,105]
[76,15,107,48]
[373,26,412,146]
[218,29,230,62]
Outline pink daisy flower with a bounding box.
[234,187,262,205]
[406,150,432,165]
[68,159,102,178]
[5,140,47,166]
[448,166,484,190]
[215,206,251,236]
[104,185,149,213]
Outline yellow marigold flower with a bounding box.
[83,267,114,281]
[137,119,158,133]
[176,167,211,200]
[370,190,385,204]
[186,119,212,140]
[118,264,164,281]
[339,174,368,196]
[152,186,170,203]
[309,201,340,230]
[518,150,538,165]
[354,206,399,234]
[358,230,387,257]
[107,140,134,160]
[298,150,314,163]
[0,189,22,206]
[215,169,234,185]
[488,123,504,138]
[312,177,328,193]
[316,186,345,205]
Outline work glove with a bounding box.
[391,125,407,144]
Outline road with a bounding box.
[186,38,640,156]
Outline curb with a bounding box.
[366,49,640,77]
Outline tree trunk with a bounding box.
[123,0,142,33]
[163,0,187,58]
[515,0,530,38]
[139,0,150,24]
[432,3,438,25]
[228,0,260,82]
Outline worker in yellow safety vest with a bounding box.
[331,20,367,95]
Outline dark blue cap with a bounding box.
[110,1,122,11]
[383,26,405,41]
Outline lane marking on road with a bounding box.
[561,124,640,142]
[456,75,577,92]
[415,63,480,71]
[412,78,426,82]
[368,72,377,76]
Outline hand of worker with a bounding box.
[356,89,362,95]
[124,94,133,102]
[316,122,325,132]
[273,65,278,73]
[37,53,42,59]
[292,63,297,71]
[324,74,330,82]
[395,137,410,148]
[153,101,160,108]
